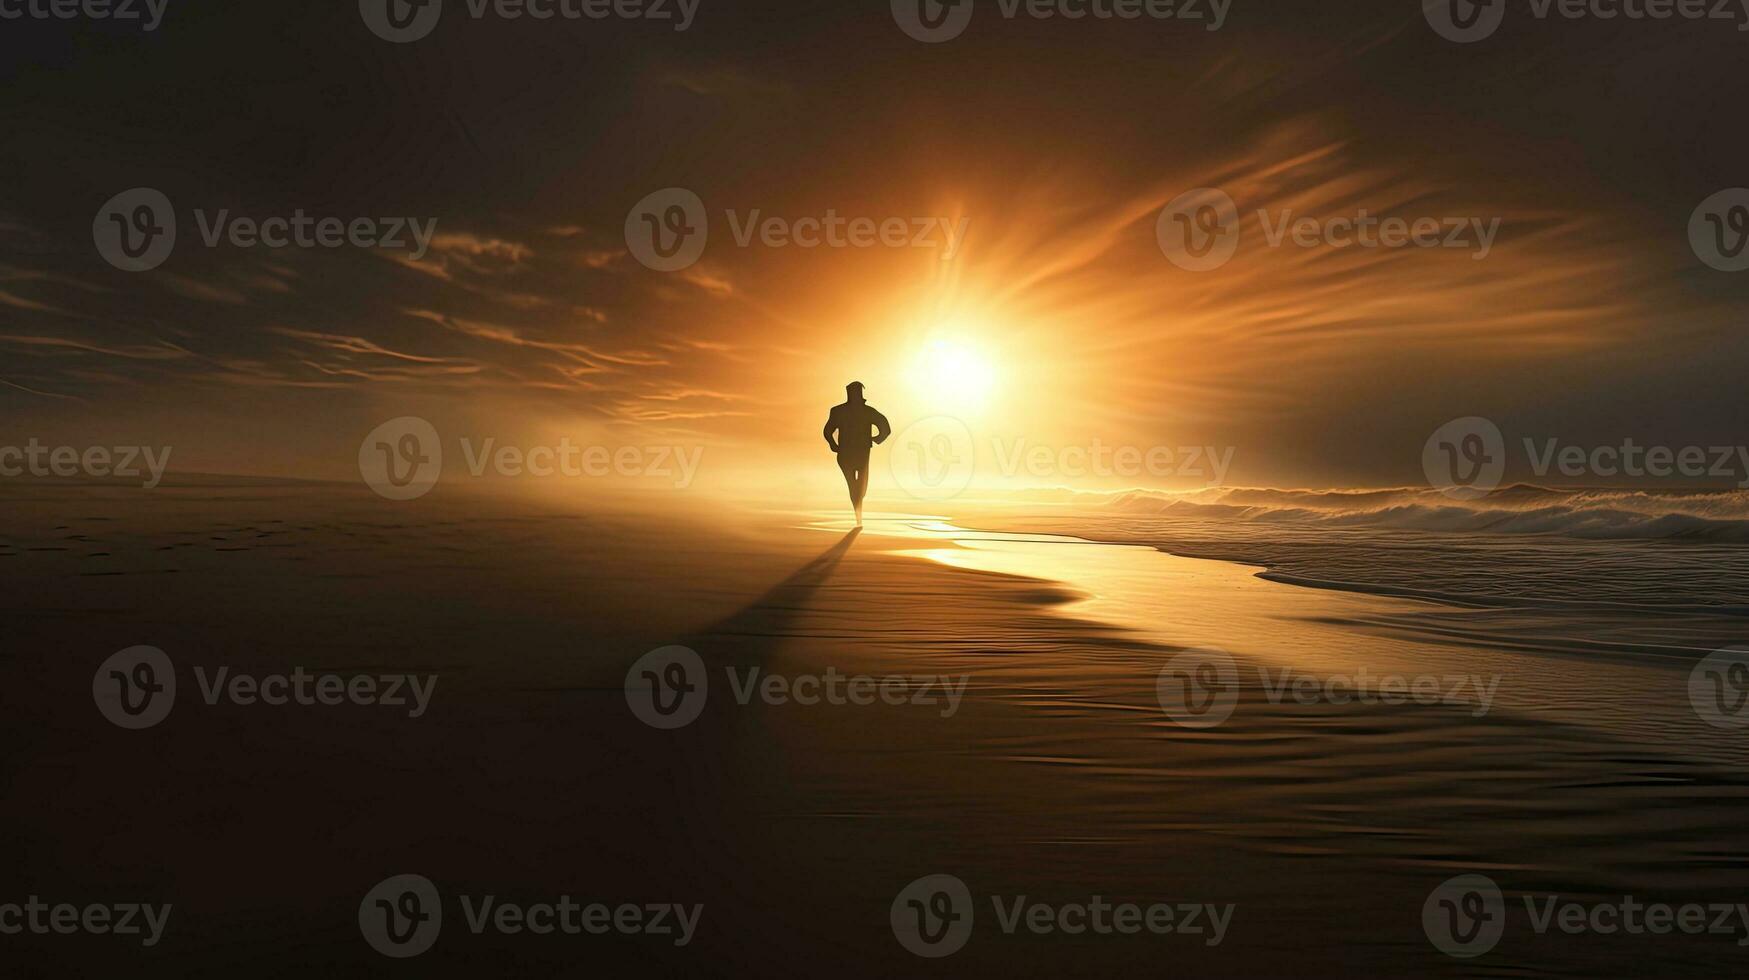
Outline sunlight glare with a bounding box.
[911,337,997,412]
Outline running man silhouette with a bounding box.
[823,381,890,525]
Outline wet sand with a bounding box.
[8,483,1749,976]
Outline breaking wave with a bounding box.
[1098,485,1749,543]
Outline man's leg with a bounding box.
[844,452,870,523]
[837,454,859,511]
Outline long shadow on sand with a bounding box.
[687,527,860,652]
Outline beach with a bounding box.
[10,481,1749,976]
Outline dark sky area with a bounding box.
[0,0,1745,488]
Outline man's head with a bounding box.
[846,381,865,402]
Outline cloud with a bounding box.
[0,289,69,315]
[0,334,192,361]
[0,377,82,400]
[386,232,533,281]
[270,327,461,363]
[401,308,667,369]
[161,274,250,305]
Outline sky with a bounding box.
[1,0,1746,496]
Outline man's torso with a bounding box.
[831,402,881,455]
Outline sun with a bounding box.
[911,338,997,412]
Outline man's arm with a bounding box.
[871,408,891,445]
[823,413,839,452]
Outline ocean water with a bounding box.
[818,505,1749,974]
[980,485,1749,654]
[807,509,1749,975]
